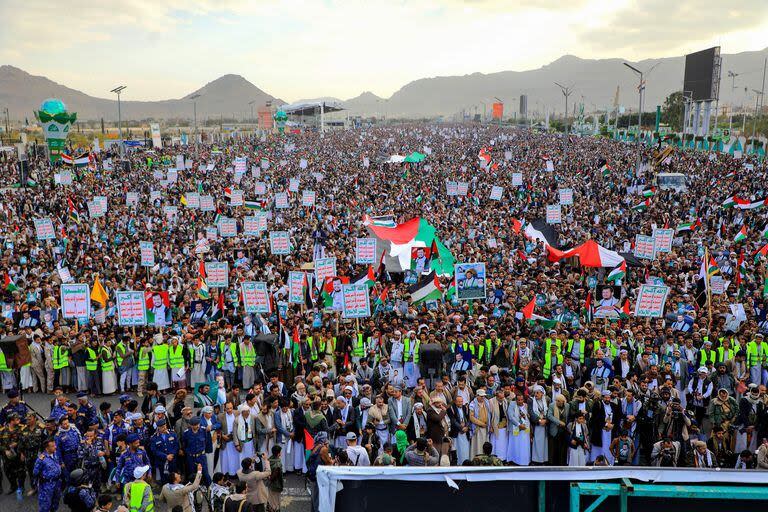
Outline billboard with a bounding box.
[683,46,721,101]
[492,102,504,120]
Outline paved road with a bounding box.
[0,391,312,511]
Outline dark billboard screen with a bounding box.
[683,47,719,101]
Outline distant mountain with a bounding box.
[2,46,766,121]
[0,66,282,121]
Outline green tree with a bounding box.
[661,91,684,131]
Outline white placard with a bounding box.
[61,284,90,319]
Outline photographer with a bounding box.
[208,472,233,512]
[650,437,681,467]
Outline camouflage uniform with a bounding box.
[0,417,27,490]
[20,418,46,491]
[471,453,504,466]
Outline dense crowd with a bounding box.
[0,123,768,512]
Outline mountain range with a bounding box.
[1,46,766,121]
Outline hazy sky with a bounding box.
[1,0,766,102]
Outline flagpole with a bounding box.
[705,247,713,331]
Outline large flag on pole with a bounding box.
[366,216,455,275]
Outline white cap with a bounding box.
[133,465,150,479]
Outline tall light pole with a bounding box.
[248,100,256,126]
[751,89,763,142]
[623,63,644,173]
[189,93,201,148]
[479,101,486,123]
[554,82,574,150]
[110,86,126,156]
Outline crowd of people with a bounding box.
[0,123,767,512]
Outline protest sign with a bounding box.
[61,284,90,319]
[315,257,337,283]
[34,218,56,240]
[302,190,316,207]
[87,201,103,218]
[185,192,200,209]
[634,234,656,260]
[242,281,270,313]
[457,182,469,196]
[126,192,139,207]
[230,189,244,206]
[116,291,147,326]
[150,190,162,202]
[634,284,670,318]
[546,159,554,172]
[300,158,308,169]
[58,267,73,284]
[356,238,377,264]
[60,170,73,185]
[288,271,305,304]
[489,186,504,201]
[176,154,185,169]
[275,192,289,209]
[446,181,458,196]
[559,188,574,206]
[200,195,215,211]
[234,157,247,174]
[243,216,261,236]
[455,263,486,300]
[218,217,237,238]
[269,231,291,255]
[653,228,674,253]
[139,241,155,267]
[163,205,178,218]
[342,283,371,319]
[255,182,267,195]
[289,178,300,192]
[167,169,178,183]
[205,226,218,241]
[546,204,562,224]
[205,261,229,288]
[512,173,523,186]
[710,276,728,295]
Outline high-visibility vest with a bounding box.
[352,334,365,357]
[700,349,716,365]
[53,346,69,370]
[152,344,169,369]
[469,344,485,362]
[482,338,493,360]
[115,341,126,366]
[0,351,10,373]
[543,352,563,378]
[85,347,99,371]
[137,347,151,371]
[716,347,734,363]
[403,338,420,363]
[307,337,318,361]
[100,346,114,371]
[168,345,185,368]
[217,341,240,367]
[747,341,768,367]
[593,343,617,358]
[565,338,585,363]
[241,344,256,366]
[545,337,563,353]
[125,480,154,512]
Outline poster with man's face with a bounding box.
[411,247,431,274]
[594,285,621,318]
[455,262,487,301]
[145,290,172,326]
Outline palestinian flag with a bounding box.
[735,197,768,210]
[408,271,442,304]
[374,285,390,308]
[676,219,700,233]
[478,147,492,168]
[366,217,455,275]
[244,199,263,210]
[736,253,747,298]
[67,197,80,224]
[642,187,657,198]
[753,242,768,263]
[61,152,91,167]
[600,164,610,177]
[3,273,18,292]
[606,261,626,283]
[721,195,738,209]
[619,299,631,319]
[761,224,768,239]
[197,260,210,300]
[547,240,625,268]
[734,225,748,243]
[321,276,349,308]
[521,297,556,327]
[362,214,396,228]
[304,430,315,461]
[511,218,523,235]
[583,291,593,324]
[352,265,376,288]
[632,198,650,212]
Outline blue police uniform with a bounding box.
[0,401,29,425]
[181,425,210,484]
[55,426,83,474]
[150,429,180,483]
[50,404,68,421]
[133,424,150,447]
[33,452,62,512]
[200,414,222,454]
[76,402,97,433]
[103,421,129,452]
[115,447,150,484]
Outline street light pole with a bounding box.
[110,86,126,156]
[189,93,201,149]
[554,82,574,151]
[623,63,644,174]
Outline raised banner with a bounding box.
[87,201,104,218]
[356,238,377,265]
[234,157,247,174]
[139,241,155,267]
[255,182,267,195]
[288,271,305,304]
[116,291,147,326]
[559,188,574,206]
[653,228,674,253]
[269,231,291,255]
[275,192,289,209]
[34,218,56,240]
[61,283,90,319]
[546,160,554,172]
[315,257,337,283]
[634,284,670,318]
[218,217,237,238]
[126,192,139,207]
[242,281,270,313]
[185,192,200,209]
[512,173,523,186]
[289,178,300,192]
[302,190,316,207]
[457,182,469,196]
[230,189,244,206]
[342,283,371,319]
[455,262,487,301]
[243,216,261,236]
[489,186,504,201]
[446,181,458,196]
[205,261,229,288]
[546,204,562,224]
[634,234,656,260]
[205,226,218,241]
[200,195,215,211]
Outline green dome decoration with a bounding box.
[40,98,67,114]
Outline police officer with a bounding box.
[150,418,179,484]
[20,412,45,496]
[115,433,150,486]
[181,416,210,484]
[62,469,97,512]
[75,391,97,434]
[0,390,29,425]
[33,438,62,512]
[0,412,26,496]
[55,415,83,475]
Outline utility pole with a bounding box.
[189,93,201,148]
[623,63,644,173]
[110,86,126,156]
[554,82,574,150]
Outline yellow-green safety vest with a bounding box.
[168,345,185,368]
[241,344,256,366]
[307,336,318,361]
[137,347,151,371]
[125,480,154,512]
[100,346,114,371]
[217,341,240,367]
[0,351,10,372]
[403,338,420,363]
[53,346,69,370]
[85,347,99,371]
[716,346,734,363]
[352,333,365,357]
[152,344,169,370]
[543,352,563,378]
[115,341,126,366]
[565,338,585,363]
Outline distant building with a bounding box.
[519,95,528,119]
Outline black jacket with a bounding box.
[589,400,623,447]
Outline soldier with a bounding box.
[33,438,62,512]
[78,426,107,490]
[181,416,210,484]
[150,418,179,484]
[471,442,504,466]
[75,391,97,434]
[55,415,83,476]
[0,412,26,497]
[20,412,45,496]
[62,469,97,512]
[115,433,150,487]
[0,389,30,425]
